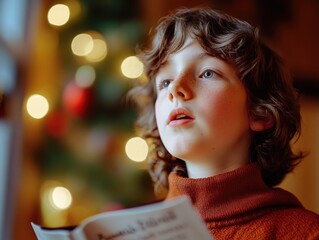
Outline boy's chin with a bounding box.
[166,151,192,162]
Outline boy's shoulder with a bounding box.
[268,207,319,237]
[276,206,319,222]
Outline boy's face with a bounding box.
[154,37,252,171]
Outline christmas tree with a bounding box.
[30,0,156,227]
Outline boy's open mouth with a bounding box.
[168,108,194,125]
[174,114,192,120]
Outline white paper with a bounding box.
[32,196,213,240]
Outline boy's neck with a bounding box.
[185,158,249,178]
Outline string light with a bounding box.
[75,65,96,87]
[26,94,49,119]
[121,56,144,79]
[50,186,73,210]
[125,137,148,162]
[71,33,94,56]
[40,182,71,226]
[47,4,70,26]
[85,37,107,62]
[71,32,107,62]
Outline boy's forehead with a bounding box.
[160,38,209,65]
[177,36,198,52]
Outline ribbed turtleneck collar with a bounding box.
[166,163,302,227]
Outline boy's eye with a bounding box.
[201,69,216,79]
[163,80,171,88]
[158,79,171,90]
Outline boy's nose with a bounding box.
[168,77,193,102]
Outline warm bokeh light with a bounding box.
[85,38,107,62]
[71,32,107,62]
[47,4,70,26]
[71,33,94,56]
[121,56,144,79]
[40,182,69,226]
[50,186,73,210]
[125,137,148,162]
[75,65,96,87]
[26,94,49,119]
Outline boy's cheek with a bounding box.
[154,105,166,129]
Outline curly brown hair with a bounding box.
[128,7,304,197]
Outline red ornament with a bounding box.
[62,81,93,118]
[46,110,67,138]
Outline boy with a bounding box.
[129,8,319,239]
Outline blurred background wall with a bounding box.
[0,0,318,239]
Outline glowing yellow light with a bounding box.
[50,186,72,210]
[121,56,144,79]
[71,33,94,56]
[47,4,70,26]
[75,65,96,87]
[125,137,148,162]
[85,38,107,62]
[26,94,49,119]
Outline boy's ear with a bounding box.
[250,116,274,132]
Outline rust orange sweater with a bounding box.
[166,163,319,239]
